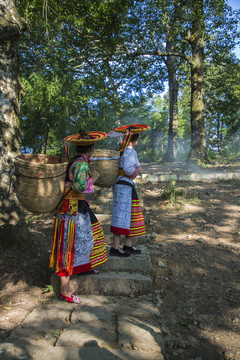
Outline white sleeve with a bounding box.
[123,148,140,176]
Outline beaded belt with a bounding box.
[118,168,133,179]
[64,188,85,200]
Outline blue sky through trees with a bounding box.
[228,0,240,58]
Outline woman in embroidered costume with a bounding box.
[49,129,108,303]
[109,124,149,257]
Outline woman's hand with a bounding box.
[91,170,100,183]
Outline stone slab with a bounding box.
[141,174,159,182]
[2,300,75,347]
[0,344,164,360]
[118,314,164,354]
[141,171,240,183]
[57,321,117,347]
[0,296,164,360]
[71,303,114,323]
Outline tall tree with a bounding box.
[164,38,179,162]
[0,0,30,246]
[187,0,207,162]
[161,0,182,162]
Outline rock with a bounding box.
[149,220,157,225]
[157,261,167,268]
[151,232,157,239]
[187,335,198,345]
[156,295,163,307]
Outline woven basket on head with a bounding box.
[15,154,68,214]
[89,149,120,187]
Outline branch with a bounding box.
[121,46,191,64]
[73,56,111,69]
[70,45,192,69]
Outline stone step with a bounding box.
[86,187,113,215]
[96,214,147,238]
[96,214,111,234]
[89,201,113,215]
[51,244,152,297]
[103,245,151,273]
[51,270,153,296]
[86,183,145,215]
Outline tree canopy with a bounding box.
[17,0,240,160]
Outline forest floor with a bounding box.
[1,161,240,360]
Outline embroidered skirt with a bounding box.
[49,199,108,276]
[110,180,146,237]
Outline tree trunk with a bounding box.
[217,114,223,154]
[187,0,208,163]
[164,39,179,162]
[0,0,30,247]
[44,123,50,154]
[104,59,119,104]
[205,113,210,150]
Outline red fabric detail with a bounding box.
[129,199,146,237]
[70,225,76,271]
[56,220,65,272]
[117,133,132,152]
[57,262,92,276]
[61,199,69,214]
[131,168,139,178]
[49,218,58,267]
[114,124,149,136]
[110,226,130,236]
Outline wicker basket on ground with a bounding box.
[15,154,68,214]
[89,149,120,187]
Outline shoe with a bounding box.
[59,292,83,304]
[109,247,130,257]
[88,269,100,274]
[123,245,142,254]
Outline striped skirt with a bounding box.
[50,199,108,276]
[110,180,146,237]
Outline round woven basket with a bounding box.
[15,154,68,213]
[89,149,120,187]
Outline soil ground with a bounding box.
[1,162,240,360]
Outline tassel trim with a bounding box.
[49,217,59,268]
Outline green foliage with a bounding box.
[160,179,178,204]
[204,57,240,155]
[16,0,240,161]
[42,284,53,293]
[159,180,202,206]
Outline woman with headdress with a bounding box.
[49,129,108,303]
[109,124,149,257]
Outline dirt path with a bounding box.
[1,175,240,359]
[142,179,240,360]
